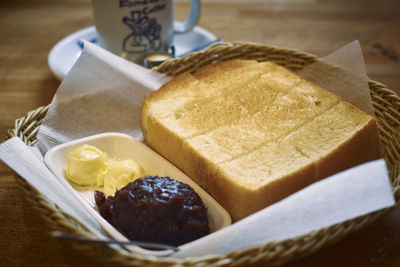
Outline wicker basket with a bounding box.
[7,42,400,266]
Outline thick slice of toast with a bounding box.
[141,60,380,221]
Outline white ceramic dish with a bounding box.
[44,132,231,256]
[48,23,220,80]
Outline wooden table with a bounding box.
[1,0,399,266]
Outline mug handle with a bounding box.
[173,0,201,34]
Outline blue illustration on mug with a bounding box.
[122,10,161,53]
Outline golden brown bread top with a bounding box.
[142,59,377,167]
[142,58,376,161]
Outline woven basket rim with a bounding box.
[6,41,400,266]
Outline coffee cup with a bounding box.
[92,0,201,65]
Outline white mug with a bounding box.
[92,0,200,65]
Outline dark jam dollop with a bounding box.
[94,175,210,246]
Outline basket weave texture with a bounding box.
[7,42,400,266]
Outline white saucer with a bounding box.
[48,22,220,80]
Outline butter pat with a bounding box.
[66,144,109,186]
[65,144,145,195]
[103,159,144,196]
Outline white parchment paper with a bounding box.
[176,159,392,257]
[36,41,171,153]
[0,40,395,258]
[298,40,375,116]
[0,137,105,238]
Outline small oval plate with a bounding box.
[44,132,231,256]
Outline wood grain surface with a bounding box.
[0,0,399,266]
